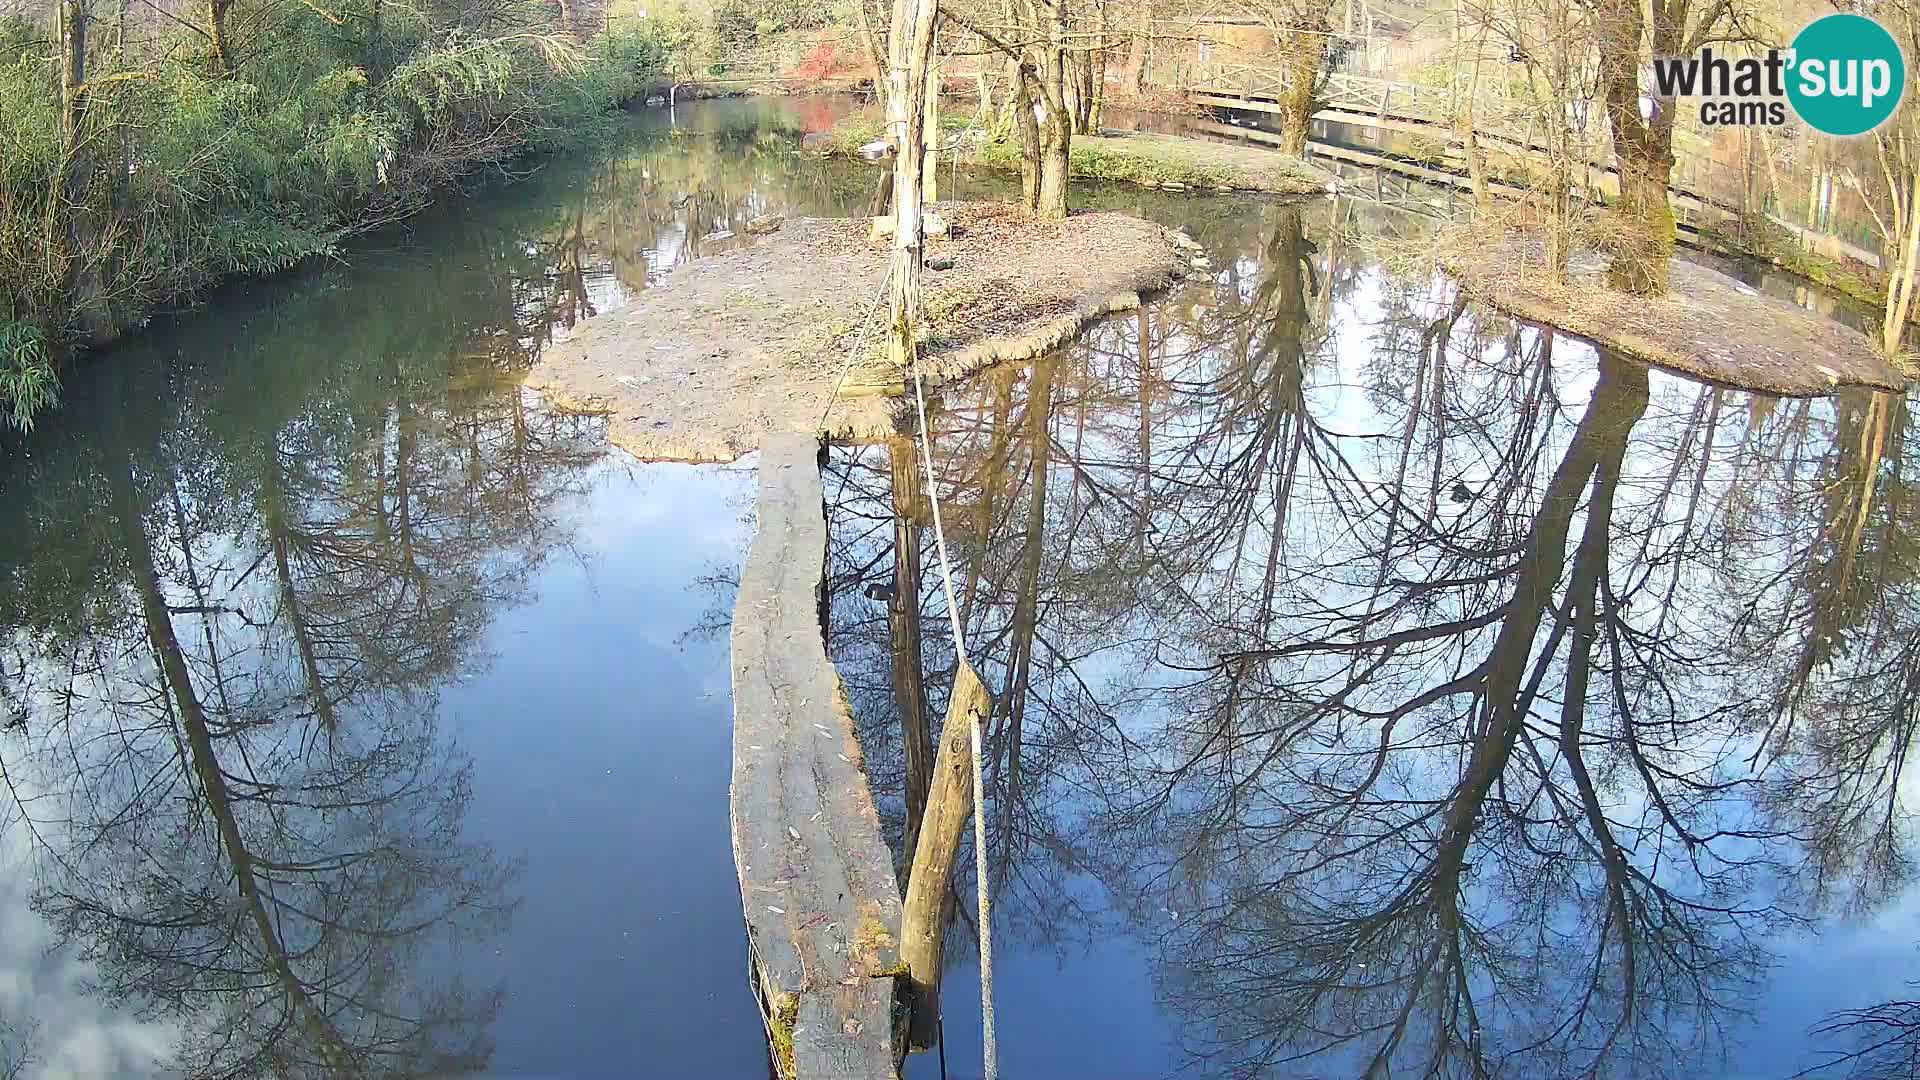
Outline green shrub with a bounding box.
[0,323,55,432]
[0,4,686,430]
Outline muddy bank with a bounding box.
[526,203,1187,462]
[1440,233,1910,395]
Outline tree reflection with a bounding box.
[823,195,1920,1077]
[0,183,609,1077]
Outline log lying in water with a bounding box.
[731,432,904,1080]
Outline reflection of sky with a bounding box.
[0,825,179,1078]
[880,237,1920,1079]
[0,457,764,1079]
[424,457,764,1078]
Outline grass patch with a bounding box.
[822,108,1324,194]
[1698,218,1888,307]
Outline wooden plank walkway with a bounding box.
[1193,70,1883,266]
[731,431,904,1080]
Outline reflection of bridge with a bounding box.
[1192,64,1876,263]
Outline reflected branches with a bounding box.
[824,193,1920,1078]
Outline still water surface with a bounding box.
[1,96,1914,1079]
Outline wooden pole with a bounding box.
[924,49,941,205]
[888,436,934,852]
[884,0,939,371]
[898,660,991,1050]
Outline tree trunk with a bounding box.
[888,437,933,854]
[1883,169,1920,358]
[1276,28,1326,157]
[208,0,235,73]
[1595,0,1675,295]
[854,0,889,100]
[1123,2,1148,96]
[367,0,386,78]
[1011,67,1040,211]
[53,0,110,342]
[997,355,1053,814]
[262,444,337,731]
[898,661,993,1051]
[1030,0,1073,218]
[923,50,940,204]
[1610,145,1676,295]
[1036,122,1069,218]
[882,0,939,369]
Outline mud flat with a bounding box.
[1440,233,1910,395]
[525,203,1186,462]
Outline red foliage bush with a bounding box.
[789,41,841,83]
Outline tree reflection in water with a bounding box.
[824,197,1920,1078]
[0,177,612,1078]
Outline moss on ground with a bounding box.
[971,138,1248,189]
[767,992,799,1080]
[821,108,1326,194]
[1697,218,1888,307]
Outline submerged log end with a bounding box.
[897,660,994,1051]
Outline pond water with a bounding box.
[1,95,1914,1080]
[820,156,1920,1077]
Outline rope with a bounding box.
[906,346,998,1080]
[817,268,895,434]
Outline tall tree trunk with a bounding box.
[1610,140,1677,294]
[262,443,337,731]
[1086,0,1108,129]
[885,0,957,1048]
[1276,26,1326,157]
[1030,0,1072,218]
[1882,167,1920,358]
[996,355,1054,814]
[888,437,933,854]
[854,0,889,99]
[53,0,110,341]
[1011,66,1041,211]
[1440,352,1649,858]
[1036,120,1069,217]
[923,50,941,204]
[1596,1,1675,295]
[1123,0,1148,95]
[367,0,387,79]
[113,452,353,1065]
[208,0,235,74]
[883,0,938,368]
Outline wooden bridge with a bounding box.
[1192,64,1878,266]
[1199,66,1461,122]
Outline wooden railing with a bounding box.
[1198,64,1512,123]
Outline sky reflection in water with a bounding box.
[1,96,1915,1080]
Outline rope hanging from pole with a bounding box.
[907,352,998,1080]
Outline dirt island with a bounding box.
[1440,233,1912,395]
[525,202,1189,462]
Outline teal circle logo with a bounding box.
[1787,13,1906,136]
